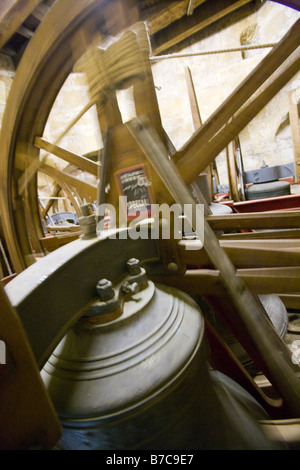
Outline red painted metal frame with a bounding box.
[222,194,300,213]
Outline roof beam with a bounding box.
[0,0,41,49]
[31,3,50,21]
[145,0,207,36]
[151,0,253,55]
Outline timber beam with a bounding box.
[0,0,41,50]
[34,137,100,176]
[149,266,300,296]
[206,211,300,231]
[150,0,253,55]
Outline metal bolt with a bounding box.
[96,278,114,301]
[126,258,141,275]
[122,281,139,295]
[168,262,178,272]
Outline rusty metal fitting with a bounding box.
[122,281,139,295]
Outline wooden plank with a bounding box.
[173,20,300,183]
[31,2,50,21]
[279,294,300,310]
[226,138,239,201]
[45,225,81,233]
[150,266,300,296]
[206,211,300,231]
[34,136,99,176]
[151,0,253,55]
[0,282,61,449]
[16,25,34,39]
[145,0,207,36]
[184,66,213,202]
[40,184,61,219]
[40,232,81,252]
[40,163,97,201]
[289,89,300,184]
[218,238,300,250]
[219,228,300,240]
[185,66,202,130]
[178,239,300,269]
[0,0,41,49]
[239,266,300,295]
[187,0,197,16]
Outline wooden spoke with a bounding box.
[34,137,100,176]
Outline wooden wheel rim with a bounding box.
[0,0,110,272]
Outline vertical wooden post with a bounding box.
[226,137,240,201]
[288,90,300,184]
[184,66,214,201]
[0,283,61,449]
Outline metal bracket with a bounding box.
[4,229,159,369]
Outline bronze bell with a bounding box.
[42,279,275,450]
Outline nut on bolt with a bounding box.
[96,278,115,301]
[126,258,141,275]
[122,281,139,295]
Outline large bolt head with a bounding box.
[96,278,114,301]
[126,258,141,275]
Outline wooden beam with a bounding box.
[239,266,300,295]
[145,0,207,36]
[219,228,300,240]
[0,0,41,49]
[206,211,300,231]
[0,282,61,449]
[31,2,50,21]
[40,184,61,219]
[279,294,300,310]
[178,239,300,269]
[289,89,300,184]
[216,238,300,249]
[226,138,239,202]
[184,66,213,202]
[185,66,202,130]
[150,266,300,296]
[151,0,253,55]
[16,25,34,39]
[40,163,97,201]
[187,0,197,16]
[34,136,99,176]
[40,232,81,252]
[173,20,300,182]
[45,225,80,233]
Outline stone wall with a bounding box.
[0,54,15,131]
